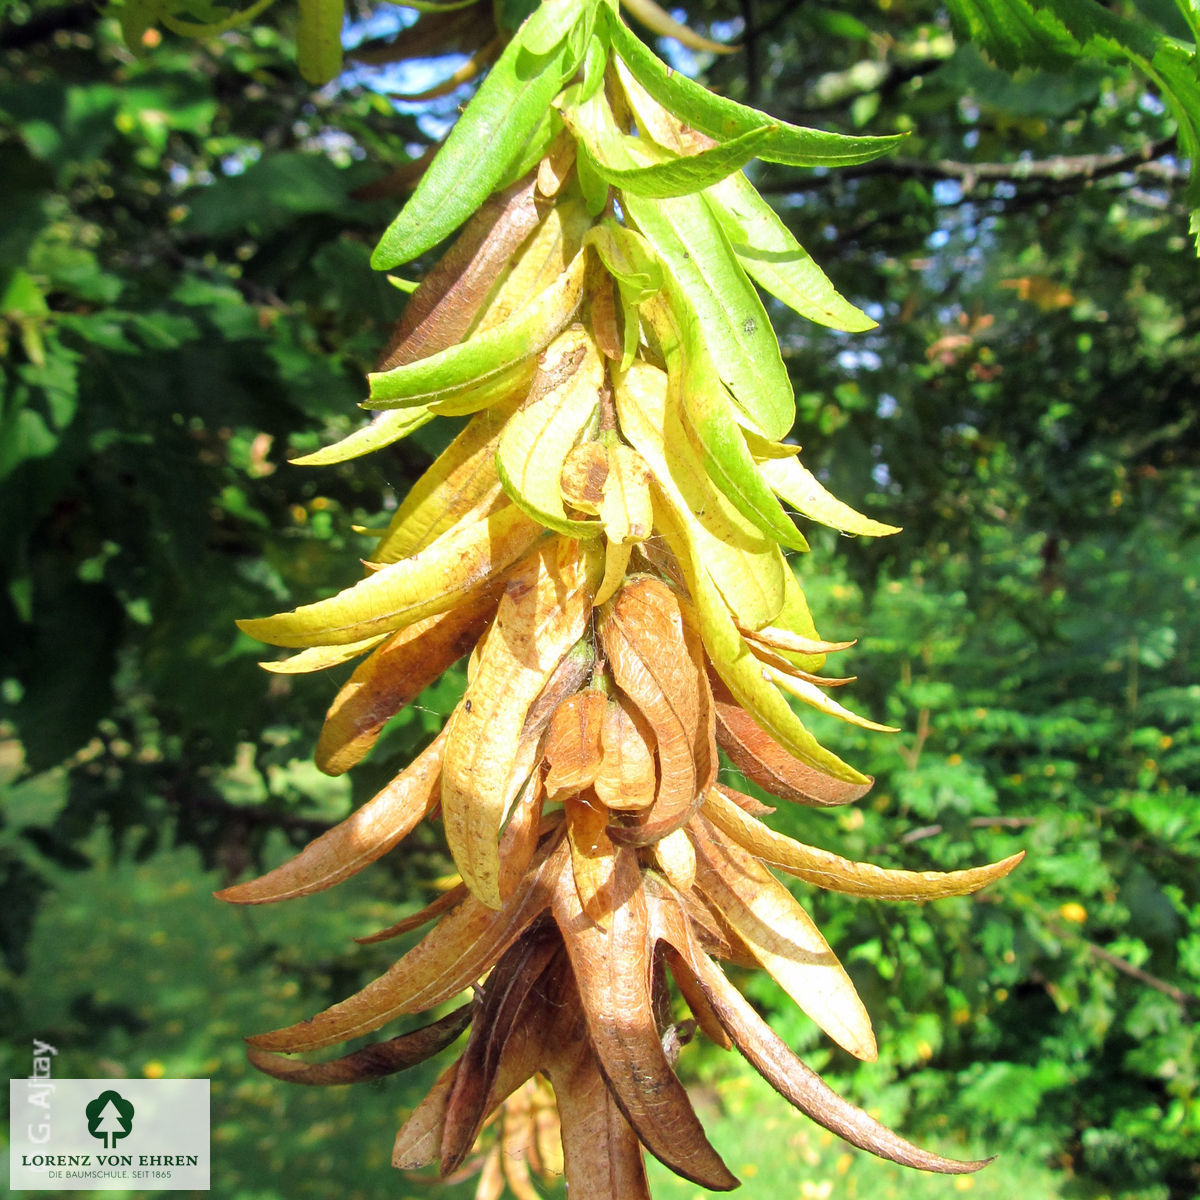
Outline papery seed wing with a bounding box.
[564,791,618,926]
[237,504,544,648]
[600,443,653,544]
[589,271,623,361]
[372,398,519,564]
[543,1026,653,1200]
[476,1145,505,1200]
[247,838,567,1053]
[392,1062,460,1170]
[315,594,497,776]
[704,786,1025,901]
[496,765,546,902]
[522,637,596,738]
[441,923,563,1173]
[600,579,700,841]
[497,330,604,537]
[662,947,731,1050]
[593,693,657,812]
[560,441,608,514]
[550,845,738,1190]
[594,539,633,608]
[500,1090,542,1200]
[443,545,592,907]
[368,249,587,409]
[441,945,585,1176]
[375,175,542,372]
[612,357,785,630]
[531,1080,564,1179]
[652,827,697,893]
[216,728,447,905]
[246,1006,471,1086]
[690,817,878,1061]
[355,882,468,945]
[664,911,992,1175]
[711,673,872,806]
[543,690,607,799]
[537,132,577,198]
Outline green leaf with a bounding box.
[584,220,663,299]
[237,505,544,648]
[160,0,277,38]
[706,172,876,333]
[117,0,162,55]
[493,107,562,193]
[520,0,591,55]
[367,250,586,406]
[296,0,345,85]
[623,189,794,440]
[946,0,1200,247]
[605,8,904,167]
[371,17,580,268]
[290,409,434,466]
[644,296,809,553]
[613,356,786,631]
[562,84,780,197]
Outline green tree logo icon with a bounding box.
[85,1090,135,1149]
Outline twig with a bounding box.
[898,815,1039,845]
[1082,938,1197,1010]
[1043,920,1199,1012]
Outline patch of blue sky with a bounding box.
[932,179,962,206]
[653,9,743,75]
[837,348,882,371]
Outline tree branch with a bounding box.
[760,136,1182,195]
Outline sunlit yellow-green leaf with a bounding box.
[703,787,1026,900]
[496,330,604,537]
[368,250,588,407]
[237,505,544,648]
[760,455,902,537]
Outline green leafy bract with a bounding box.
[371,0,592,268]
[623,189,794,440]
[604,7,905,167]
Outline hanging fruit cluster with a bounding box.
[227,0,1022,1193]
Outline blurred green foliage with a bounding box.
[2,1,1198,1198]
